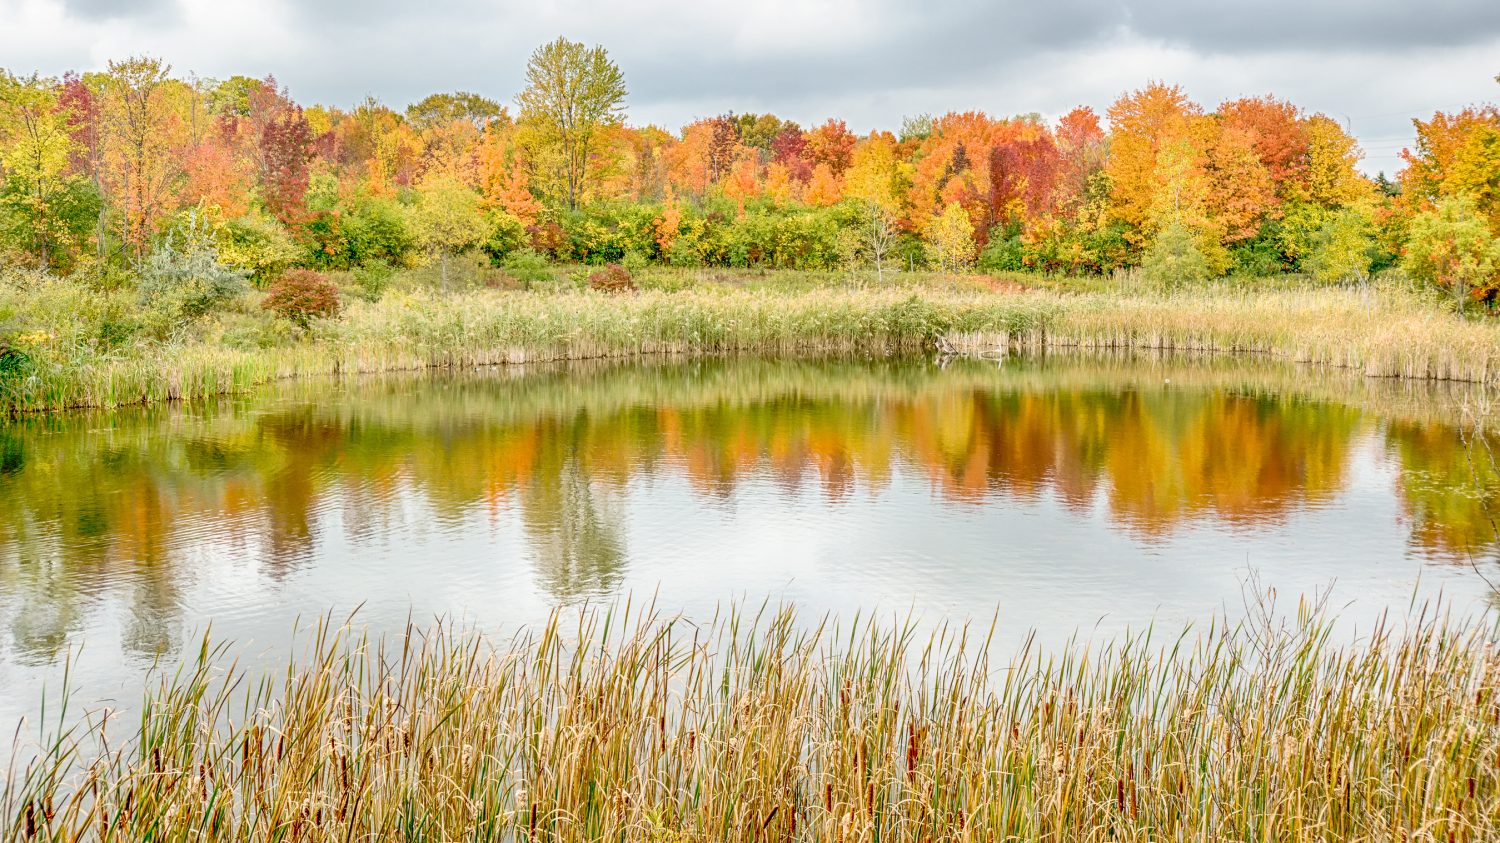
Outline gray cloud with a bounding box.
[2,0,1497,176]
[56,0,178,21]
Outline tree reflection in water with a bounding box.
[2,354,1498,664]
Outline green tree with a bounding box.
[405,91,506,131]
[1402,195,1500,305]
[0,73,96,270]
[1306,207,1376,285]
[516,37,627,209]
[1141,221,1210,288]
[408,177,490,288]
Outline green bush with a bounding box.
[217,214,301,286]
[137,216,251,337]
[350,260,395,302]
[1140,222,1211,288]
[502,248,554,290]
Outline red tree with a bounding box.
[770,124,812,182]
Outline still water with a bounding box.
[2,354,1498,728]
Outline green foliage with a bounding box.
[482,210,528,262]
[1402,195,1500,304]
[978,224,1027,272]
[137,216,251,336]
[303,198,415,270]
[1307,207,1377,285]
[620,249,650,273]
[557,202,663,263]
[350,260,395,302]
[262,268,342,327]
[1275,202,1333,270]
[502,248,554,289]
[1229,225,1289,277]
[1141,222,1211,288]
[216,213,301,286]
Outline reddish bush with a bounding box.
[262,269,342,326]
[587,263,635,293]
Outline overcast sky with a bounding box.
[2,0,1497,176]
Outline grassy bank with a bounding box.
[5,604,1498,841]
[5,269,1500,415]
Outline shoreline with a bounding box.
[6,284,1500,417]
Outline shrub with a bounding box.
[587,263,635,293]
[138,215,251,337]
[502,248,553,290]
[1403,195,1500,305]
[1140,222,1211,288]
[350,260,394,302]
[1307,207,1377,285]
[0,339,28,383]
[216,214,301,286]
[262,269,342,327]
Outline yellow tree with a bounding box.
[0,72,90,268]
[1299,115,1370,208]
[516,37,627,209]
[1105,82,1202,242]
[926,201,975,272]
[408,174,489,288]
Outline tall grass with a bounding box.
[6,281,1500,415]
[5,602,1498,841]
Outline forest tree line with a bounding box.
[1,39,1498,298]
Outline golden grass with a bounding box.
[4,602,1499,841]
[6,282,1500,415]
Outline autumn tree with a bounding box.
[1106,82,1202,240]
[1218,96,1307,188]
[0,72,98,269]
[408,175,489,288]
[1402,195,1500,305]
[705,115,739,184]
[405,92,506,131]
[1201,122,1275,243]
[770,123,812,182]
[251,80,314,224]
[734,113,784,153]
[927,201,975,272]
[516,37,627,209]
[805,118,856,176]
[988,135,1062,228]
[99,56,186,258]
[1054,106,1106,213]
[1400,106,1500,235]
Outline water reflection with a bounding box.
[0,355,1498,669]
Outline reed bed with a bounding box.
[6,283,1500,415]
[4,603,1499,841]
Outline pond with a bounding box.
[2,353,1498,727]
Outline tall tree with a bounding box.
[1105,82,1202,241]
[516,37,627,209]
[0,72,95,269]
[98,56,184,258]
